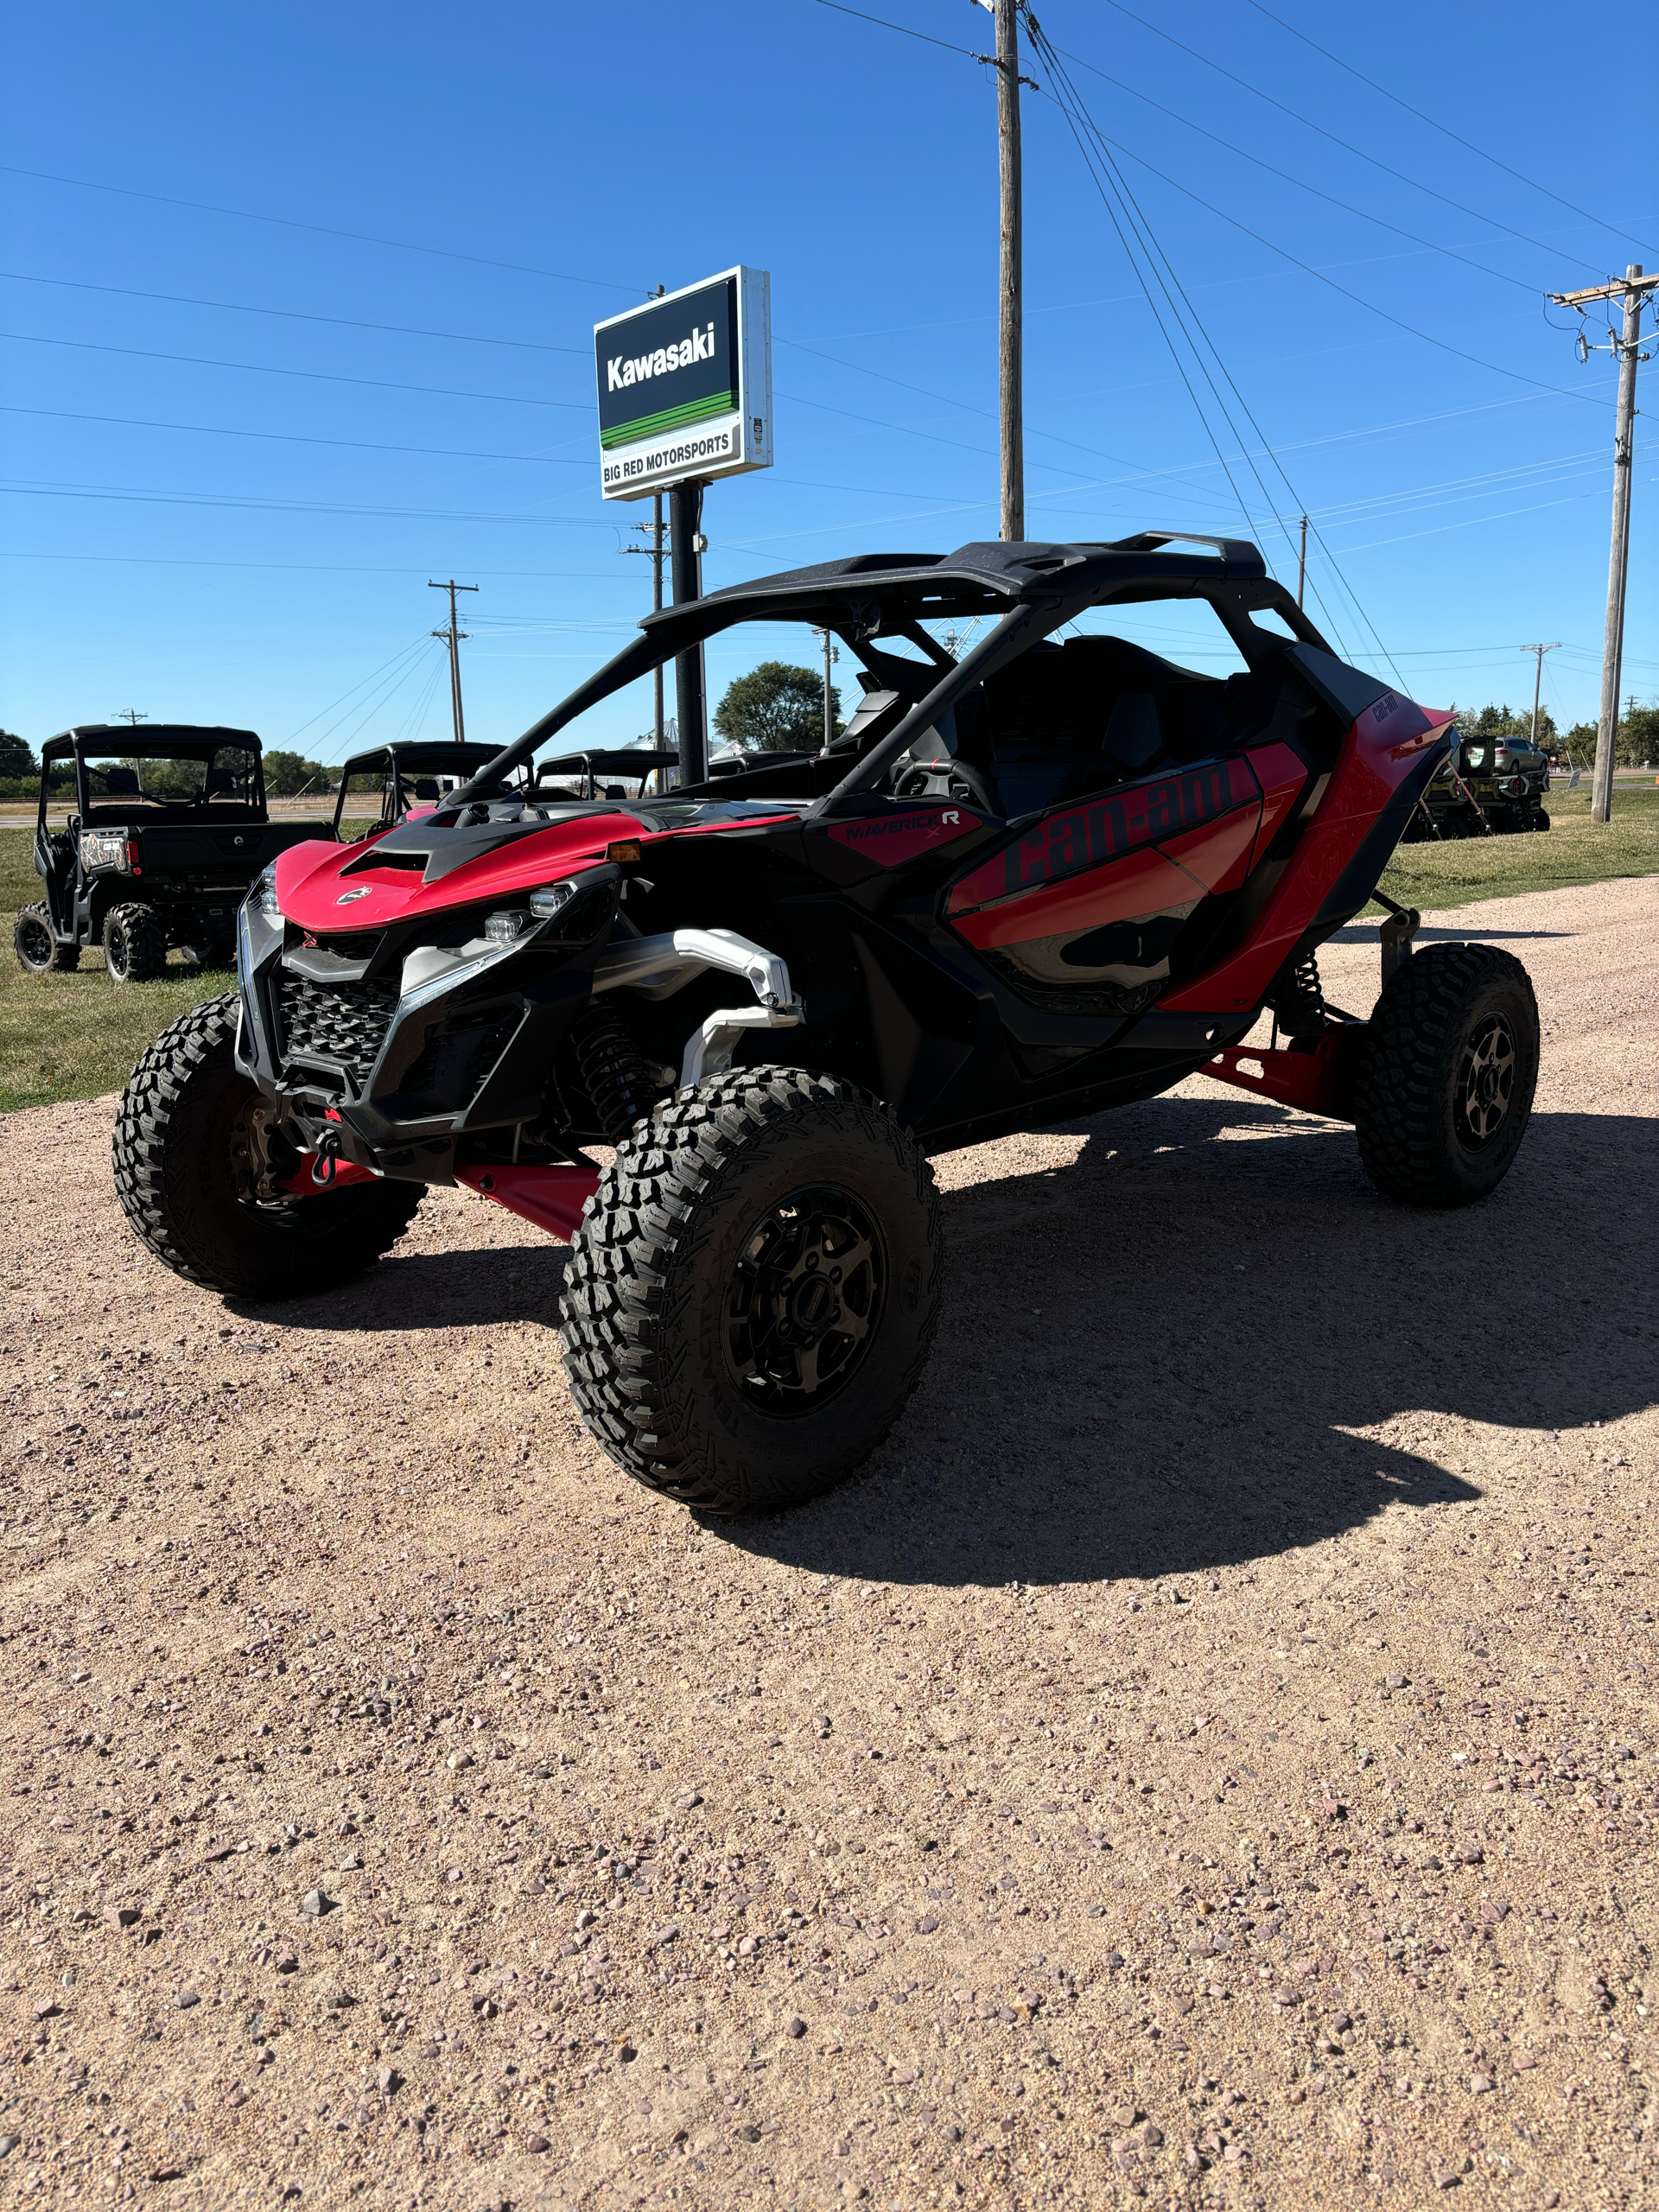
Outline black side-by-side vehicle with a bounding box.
[14,726,327,982]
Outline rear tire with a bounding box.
[1354,944,1539,1208]
[14,903,78,973]
[1532,808,1551,832]
[104,903,168,982]
[559,1066,944,1514]
[112,993,423,1296]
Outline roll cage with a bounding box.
[39,726,267,827]
[449,533,1344,820]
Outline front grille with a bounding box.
[276,972,398,1084]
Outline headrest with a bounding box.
[204,767,237,795]
[101,766,141,794]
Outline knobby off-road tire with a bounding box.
[103,903,168,983]
[1354,943,1539,1208]
[13,902,79,973]
[112,993,423,1297]
[560,1066,944,1515]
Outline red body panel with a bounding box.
[950,843,1202,952]
[454,1163,601,1243]
[1159,804,1258,894]
[273,809,797,935]
[1162,700,1452,1014]
[1242,741,1309,870]
[945,757,1259,917]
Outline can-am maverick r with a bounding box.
[113,534,1540,1513]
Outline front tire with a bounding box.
[112,994,423,1296]
[14,903,79,973]
[1354,944,1539,1207]
[559,1066,944,1514]
[104,903,168,982]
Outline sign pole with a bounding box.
[670,480,707,785]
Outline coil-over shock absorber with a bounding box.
[1264,951,1327,1044]
[567,1002,666,1142]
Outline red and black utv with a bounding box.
[113,535,1538,1513]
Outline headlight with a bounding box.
[251,865,283,921]
[529,880,579,919]
[79,830,128,872]
[485,908,532,945]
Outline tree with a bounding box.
[0,730,37,779]
[1618,702,1659,768]
[262,749,332,797]
[713,662,841,752]
[1461,702,1557,748]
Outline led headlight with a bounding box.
[251,864,283,921]
[529,880,578,919]
[485,908,533,945]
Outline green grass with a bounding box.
[1370,782,1659,915]
[3,787,1656,1112]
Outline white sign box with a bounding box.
[594,266,772,501]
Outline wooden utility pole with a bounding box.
[114,709,149,728]
[428,579,478,746]
[1551,264,1658,821]
[811,626,839,751]
[995,0,1024,542]
[1520,642,1561,749]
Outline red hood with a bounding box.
[272,806,799,934]
[273,809,645,933]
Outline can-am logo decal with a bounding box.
[948,756,1260,912]
[336,887,372,904]
[824,808,987,868]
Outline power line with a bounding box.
[808,0,978,58]
[0,478,614,526]
[1092,0,1609,276]
[1033,25,1396,672]
[0,328,587,408]
[0,163,645,295]
[0,270,588,353]
[0,403,589,466]
[1242,0,1658,257]
[1043,46,1539,294]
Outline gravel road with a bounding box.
[1,874,1655,2212]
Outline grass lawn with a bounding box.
[3,786,1656,1112]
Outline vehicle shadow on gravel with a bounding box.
[724,1094,1658,1589]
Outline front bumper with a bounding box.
[233,871,616,1177]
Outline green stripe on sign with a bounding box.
[600,390,738,449]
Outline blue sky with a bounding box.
[3,0,1656,760]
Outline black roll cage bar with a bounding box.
[448,534,1333,820]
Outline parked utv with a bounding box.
[113,534,1540,1513]
[1403,723,1552,840]
[15,727,327,982]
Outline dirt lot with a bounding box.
[1,874,1655,2212]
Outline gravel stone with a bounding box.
[0,876,1652,2210]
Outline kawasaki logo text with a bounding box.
[607,325,716,391]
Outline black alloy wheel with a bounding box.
[13,902,76,974]
[561,1066,944,1515]
[724,1184,885,1415]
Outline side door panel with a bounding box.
[943,756,1262,1014]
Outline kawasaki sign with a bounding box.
[594,267,772,501]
